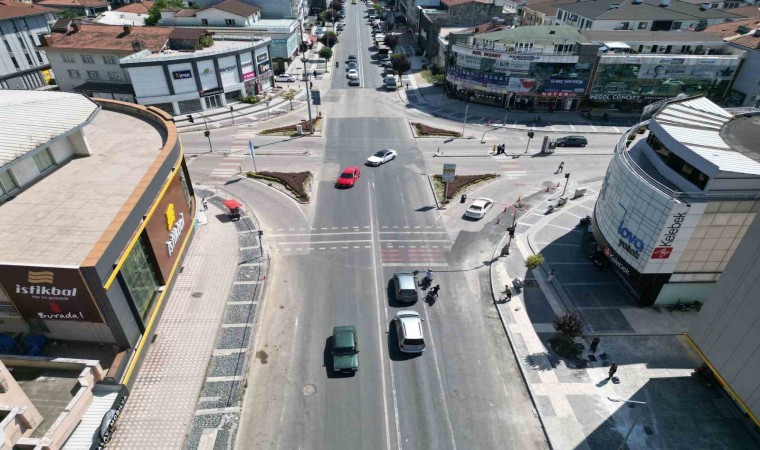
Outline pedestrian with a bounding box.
[313,69,317,78]
[547,269,556,282]
[202,198,208,211]
[505,286,512,301]
[590,337,600,353]
[556,162,564,174]
[608,362,618,380]
[493,144,497,154]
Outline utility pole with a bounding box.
[229,105,235,125]
[300,57,314,134]
[525,129,534,154]
[462,104,469,136]
[562,173,570,196]
[204,130,212,153]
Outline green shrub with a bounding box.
[549,335,581,359]
[553,311,584,338]
[525,254,545,269]
[241,96,260,104]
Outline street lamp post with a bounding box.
[300,57,314,134]
[562,173,570,196]
[608,397,647,450]
[462,104,469,136]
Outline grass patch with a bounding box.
[420,69,434,83]
[247,171,312,201]
[431,173,499,202]
[412,122,462,138]
[260,117,322,136]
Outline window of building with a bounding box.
[68,69,81,78]
[62,53,75,63]
[647,133,709,190]
[0,170,19,197]
[201,18,209,25]
[32,148,55,172]
[516,42,533,52]
[17,37,26,50]
[11,57,19,69]
[81,54,94,63]
[120,235,161,319]
[2,39,11,52]
[108,71,121,80]
[620,21,629,30]
[103,55,116,64]
[673,21,682,30]
[24,53,32,65]
[36,51,43,63]
[638,22,648,30]
[225,18,236,25]
[87,70,100,80]
[554,44,574,53]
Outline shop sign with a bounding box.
[219,65,237,73]
[258,63,271,74]
[608,250,631,276]
[173,70,192,80]
[617,220,644,259]
[541,78,587,93]
[200,87,224,97]
[243,72,257,81]
[256,53,269,63]
[165,203,186,257]
[200,67,214,78]
[0,266,104,323]
[649,211,686,259]
[507,77,536,93]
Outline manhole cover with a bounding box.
[192,292,203,298]
[303,384,316,396]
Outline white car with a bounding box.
[347,69,359,79]
[366,149,397,166]
[274,74,296,82]
[465,198,494,219]
[394,311,425,353]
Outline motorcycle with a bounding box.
[425,291,438,305]
[578,215,591,227]
[420,276,433,290]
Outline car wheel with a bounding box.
[582,144,587,147]
[392,155,396,160]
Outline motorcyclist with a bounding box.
[424,269,433,284]
[429,285,440,296]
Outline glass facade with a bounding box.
[121,235,161,319]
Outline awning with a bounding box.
[604,41,631,50]
[223,199,242,210]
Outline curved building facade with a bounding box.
[592,96,760,305]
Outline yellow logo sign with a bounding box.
[166,204,176,231]
[28,271,54,284]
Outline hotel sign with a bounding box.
[0,267,104,323]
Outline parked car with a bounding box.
[274,74,296,82]
[392,272,419,303]
[336,166,361,187]
[347,61,358,70]
[347,54,357,62]
[347,69,359,79]
[555,135,588,147]
[465,198,494,219]
[366,148,397,166]
[394,311,425,353]
[348,77,360,86]
[381,58,393,68]
[331,326,359,374]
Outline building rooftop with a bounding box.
[94,10,147,26]
[654,96,760,175]
[526,0,578,17]
[475,25,590,44]
[0,91,100,168]
[460,19,510,33]
[702,18,760,50]
[114,0,153,14]
[211,0,260,17]
[726,5,760,19]
[441,0,491,6]
[0,0,56,20]
[558,0,743,21]
[37,0,109,8]
[583,29,725,43]
[12,367,82,438]
[40,23,173,52]
[0,95,168,266]
[120,38,257,63]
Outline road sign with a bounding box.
[442,163,456,183]
[248,140,255,157]
[311,89,321,105]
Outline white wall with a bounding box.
[10,158,41,187]
[196,59,218,90]
[49,135,76,163]
[43,49,131,92]
[127,66,170,97]
[196,8,257,26]
[218,55,240,86]
[169,62,197,94]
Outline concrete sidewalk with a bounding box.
[487,185,760,449]
[110,186,269,450]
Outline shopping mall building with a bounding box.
[0,91,195,349]
[592,95,760,306]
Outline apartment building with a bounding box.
[0,1,57,90]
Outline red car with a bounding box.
[336,166,361,188]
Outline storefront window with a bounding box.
[121,235,161,319]
[177,167,192,207]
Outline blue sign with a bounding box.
[172,70,192,80]
[449,67,508,84]
[311,90,321,105]
[617,220,644,259]
[540,78,587,93]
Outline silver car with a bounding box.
[394,311,425,353]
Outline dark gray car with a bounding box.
[556,135,588,147]
[392,272,419,303]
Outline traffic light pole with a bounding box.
[300,57,314,135]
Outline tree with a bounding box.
[319,31,338,48]
[390,53,411,76]
[318,47,333,63]
[384,34,399,49]
[282,89,297,110]
[553,311,584,338]
[373,3,384,12]
[146,0,186,26]
[60,9,79,18]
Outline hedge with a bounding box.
[260,117,321,135]
[433,173,499,200]
[247,171,311,201]
[413,122,461,137]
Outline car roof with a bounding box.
[472,198,493,206]
[343,166,359,172]
[333,326,356,348]
[396,311,423,339]
[563,135,586,139]
[394,272,416,289]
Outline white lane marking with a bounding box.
[378,231,449,235]
[379,239,451,243]
[276,313,298,450]
[367,175,398,450]
[269,231,371,237]
[273,240,371,245]
[381,262,449,267]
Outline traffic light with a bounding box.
[187,115,194,124]
[204,130,210,137]
[527,130,534,139]
[507,227,515,237]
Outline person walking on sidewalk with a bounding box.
[556,162,565,174]
[202,198,208,211]
[608,362,618,380]
[590,337,601,353]
[547,269,556,283]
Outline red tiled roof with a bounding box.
[461,20,509,33]
[0,0,56,20]
[727,6,760,19]
[703,18,760,50]
[37,0,109,7]
[41,24,173,53]
[115,1,153,14]
[441,0,490,7]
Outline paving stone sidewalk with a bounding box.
[488,186,760,449]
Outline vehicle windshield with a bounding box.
[470,206,482,211]
[340,172,354,179]
[374,151,386,157]
[405,339,424,346]
[334,346,356,356]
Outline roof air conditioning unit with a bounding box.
[632,0,643,3]
[700,2,710,10]
[609,3,620,9]
[660,0,670,6]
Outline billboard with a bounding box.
[0,266,104,322]
[240,52,255,81]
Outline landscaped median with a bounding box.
[246,171,313,203]
[431,173,500,206]
[259,117,323,136]
[410,121,462,138]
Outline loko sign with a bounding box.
[617,220,645,259]
[0,266,104,322]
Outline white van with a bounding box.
[385,75,398,90]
